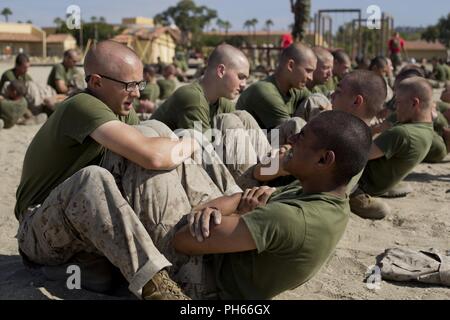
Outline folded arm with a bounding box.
[173,215,256,255]
[91,120,199,170]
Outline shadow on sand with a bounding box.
[0,254,133,300]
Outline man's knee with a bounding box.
[135,120,177,139]
[215,112,245,130]
[232,110,256,124]
[74,166,116,189]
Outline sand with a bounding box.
[0,64,449,300]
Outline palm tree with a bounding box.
[250,18,258,35]
[265,19,274,44]
[26,20,32,24]
[1,7,12,22]
[216,18,225,33]
[99,16,106,23]
[90,16,98,23]
[243,20,252,35]
[290,0,311,42]
[223,20,232,37]
[53,17,63,28]
[265,19,274,34]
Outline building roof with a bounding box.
[204,30,296,37]
[112,26,181,43]
[404,40,446,51]
[46,33,76,43]
[0,32,42,42]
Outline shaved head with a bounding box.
[84,40,142,80]
[343,70,387,118]
[311,46,333,85]
[397,77,433,109]
[83,40,143,116]
[206,44,248,71]
[312,46,333,64]
[280,42,316,65]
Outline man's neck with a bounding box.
[402,114,433,124]
[199,76,219,104]
[13,68,21,77]
[299,177,347,198]
[274,71,291,96]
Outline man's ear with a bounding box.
[354,94,364,107]
[318,150,336,167]
[88,74,102,89]
[217,64,226,79]
[412,97,420,108]
[287,59,295,72]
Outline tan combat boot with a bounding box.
[142,269,190,300]
[380,182,413,198]
[350,189,391,220]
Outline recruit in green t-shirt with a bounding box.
[47,63,77,93]
[236,75,310,129]
[0,97,28,128]
[434,64,447,82]
[212,183,349,299]
[151,82,235,132]
[157,79,177,100]
[0,68,32,92]
[437,101,450,114]
[140,82,160,102]
[15,92,139,218]
[424,131,447,163]
[359,122,434,196]
[134,82,161,111]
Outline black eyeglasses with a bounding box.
[85,74,146,92]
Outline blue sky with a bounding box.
[0,0,448,30]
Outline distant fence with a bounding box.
[239,46,284,72]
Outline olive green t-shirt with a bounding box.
[443,64,450,81]
[433,111,448,136]
[437,101,450,114]
[0,97,28,128]
[0,68,32,91]
[15,92,139,219]
[310,83,331,97]
[140,82,160,102]
[236,75,310,129]
[151,82,235,133]
[134,82,160,111]
[434,64,447,82]
[213,184,349,299]
[424,131,447,163]
[157,79,177,100]
[47,63,77,93]
[360,122,434,196]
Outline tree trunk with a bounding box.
[291,0,311,42]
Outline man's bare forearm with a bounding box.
[147,137,200,170]
[192,193,242,216]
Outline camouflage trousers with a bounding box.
[17,120,241,299]
[294,93,331,122]
[214,110,306,189]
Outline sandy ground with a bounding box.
[0,65,449,300]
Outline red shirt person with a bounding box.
[388,32,406,71]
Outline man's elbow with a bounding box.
[142,152,177,171]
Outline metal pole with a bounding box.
[351,20,355,59]
[358,10,362,58]
[313,14,318,46]
[318,11,322,46]
[321,15,326,46]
